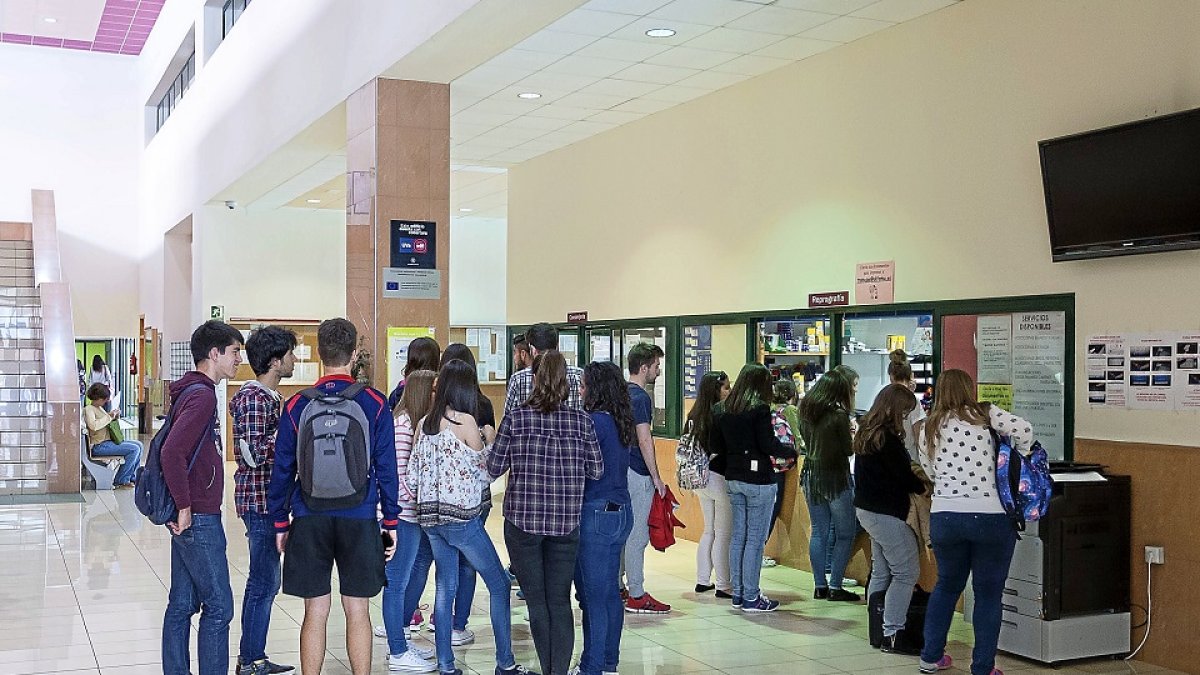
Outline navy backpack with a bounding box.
[991,429,1053,531]
[134,384,212,525]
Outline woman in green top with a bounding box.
[798,367,860,601]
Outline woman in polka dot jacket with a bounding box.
[915,370,1034,675]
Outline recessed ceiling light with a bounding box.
[306,199,321,204]
[44,17,57,23]
[459,208,474,212]
[517,92,542,100]
[645,28,676,38]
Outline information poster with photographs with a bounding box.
[1086,332,1200,410]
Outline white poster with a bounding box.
[1085,334,1126,408]
[977,315,1013,384]
[1126,334,1175,411]
[1173,333,1200,409]
[1011,312,1066,459]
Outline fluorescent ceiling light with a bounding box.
[306,199,321,204]
[44,17,57,23]
[645,28,676,38]
[459,208,474,212]
[517,92,542,100]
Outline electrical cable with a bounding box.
[1125,560,1152,661]
[1129,602,1148,630]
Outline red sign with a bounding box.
[808,291,850,308]
[566,311,589,323]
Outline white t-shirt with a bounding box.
[903,394,926,462]
[917,405,1033,514]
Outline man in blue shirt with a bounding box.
[268,318,400,675]
[621,342,671,614]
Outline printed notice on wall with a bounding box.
[1010,312,1066,460]
[1085,335,1126,408]
[977,315,1013,384]
[1126,334,1176,411]
[387,327,436,390]
[1084,332,1200,410]
[854,260,895,305]
[978,383,1014,411]
[1178,334,1200,409]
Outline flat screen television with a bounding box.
[1039,107,1200,262]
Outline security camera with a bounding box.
[224,200,237,210]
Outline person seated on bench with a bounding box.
[84,383,143,489]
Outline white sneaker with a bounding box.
[374,624,388,638]
[409,644,435,660]
[842,578,859,587]
[762,556,778,568]
[451,628,475,646]
[568,666,581,675]
[387,651,436,673]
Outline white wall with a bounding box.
[0,44,142,337]
[450,217,507,325]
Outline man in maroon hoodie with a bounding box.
[161,320,245,675]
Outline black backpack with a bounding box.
[134,383,212,525]
[296,383,372,511]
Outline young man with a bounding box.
[504,323,582,414]
[162,320,245,675]
[231,326,298,675]
[511,332,532,373]
[622,342,671,615]
[268,318,401,675]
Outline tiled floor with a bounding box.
[0,468,1177,675]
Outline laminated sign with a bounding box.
[855,260,895,305]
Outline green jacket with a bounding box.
[799,405,853,504]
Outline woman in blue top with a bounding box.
[573,361,635,675]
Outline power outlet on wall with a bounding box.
[1145,546,1165,565]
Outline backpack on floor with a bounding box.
[674,420,709,491]
[991,430,1053,531]
[296,383,371,511]
[134,383,211,525]
[868,586,929,649]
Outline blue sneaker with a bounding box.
[731,595,743,608]
[741,595,780,613]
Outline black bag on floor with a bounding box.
[868,586,929,649]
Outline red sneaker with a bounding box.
[624,592,671,614]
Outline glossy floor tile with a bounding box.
[0,466,1179,675]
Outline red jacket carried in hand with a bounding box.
[648,485,685,552]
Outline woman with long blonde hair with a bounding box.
[916,370,1033,675]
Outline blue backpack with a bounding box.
[134,384,213,525]
[991,429,1053,531]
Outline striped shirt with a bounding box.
[393,412,419,523]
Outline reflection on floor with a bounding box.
[0,467,1177,675]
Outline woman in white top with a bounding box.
[916,370,1033,675]
[89,355,115,411]
[888,350,926,462]
[84,383,142,487]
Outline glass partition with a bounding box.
[683,322,749,420]
[586,328,617,363]
[621,326,670,432]
[756,317,831,393]
[842,312,934,412]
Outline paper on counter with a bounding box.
[1050,471,1106,483]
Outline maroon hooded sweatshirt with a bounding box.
[162,371,224,514]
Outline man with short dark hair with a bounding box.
[162,320,245,675]
[503,323,582,415]
[622,342,671,615]
[511,333,532,373]
[232,326,298,675]
[268,318,400,675]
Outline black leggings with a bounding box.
[768,470,788,538]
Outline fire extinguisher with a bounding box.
[130,353,138,375]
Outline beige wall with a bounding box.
[508,0,1200,448]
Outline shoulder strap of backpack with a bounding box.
[300,387,323,401]
[169,383,212,474]
[339,382,367,401]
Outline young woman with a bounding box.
[83,383,142,487]
[853,384,928,655]
[406,360,531,675]
[89,355,115,411]
[574,361,636,675]
[888,350,926,461]
[798,367,861,601]
[709,364,797,613]
[917,369,1033,675]
[389,336,441,410]
[487,351,603,675]
[689,371,733,597]
[765,377,801,566]
[379,370,437,672]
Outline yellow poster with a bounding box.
[978,383,1014,411]
[387,327,436,390]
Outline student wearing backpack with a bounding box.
[686,370,733,597]
[230,326,297,675]
[161,320,245,675]
[916,370,1033,675]
[267,318,401,675]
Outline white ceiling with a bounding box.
[0,0,105,41]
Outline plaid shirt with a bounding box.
[486,405,603,536]
[503,365,584,416]
[231,381,282,516]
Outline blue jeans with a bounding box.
[574,499,633,675]
[239,512,281,663]
[406,522,478,632]
[921,513,1017,675]
[727,480,776,601]
[91,438,143,484]
[425,517,514,672]
[162,514,234,675]
[804,483,856,589]
[382,520,424,656]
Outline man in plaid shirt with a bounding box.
[504,323,583,415]
[231,326,297,675]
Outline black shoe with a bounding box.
[695,584,715,593]
[827,588,861,602]
[881,632,922,656]
[715,589,733,599]
[813,587,829,600]
[497,666,539,675]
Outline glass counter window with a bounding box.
[682,323,747,420]
[757,318,831,392]
[841,313,934,412]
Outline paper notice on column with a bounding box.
[1175,333,1200,409]
[1126,334,1175,410]
[1010,312,1066,460]
[1086,334,1126,408]
[977,315,1013,384]
[466,329,480,347]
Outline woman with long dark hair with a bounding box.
[688,370,733,597]
[917,370,1033,675]
[798,367,860,601]
[89,354,115,411]
[488,351,603,675]
[709,364,796,613]
[853,384,927,654]
[574,361,636,675]
[406,360,530,675]
[388,336,441,410]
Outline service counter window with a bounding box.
[683,323,748,420]
[587,328,618,363]
[558,327,581,368]
[842,313,934,412]
[757,317,831,393]
[622,326,670,432]
[941,311,1068,460]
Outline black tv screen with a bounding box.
[1040,107,1200,261]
